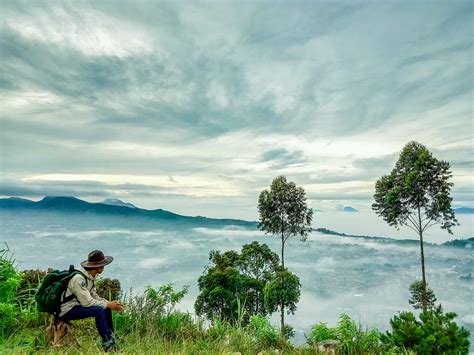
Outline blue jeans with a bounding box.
[62,305,114,343]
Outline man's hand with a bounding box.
[106,300,124,312]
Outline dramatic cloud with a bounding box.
[0,0,472,219]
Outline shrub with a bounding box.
[307,314,383,354]
[247,315,279,348]
[0,302,18,338]
[0,245,22,339]
[0,247,21,303]
[307,322,337,344]
[382,305,470,354]
[155,311,201,341]
[114,283,189,336]
[206,318,233,340]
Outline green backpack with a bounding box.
[35,265,87,316]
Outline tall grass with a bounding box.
[307,313,384,354]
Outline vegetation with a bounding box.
[382,305,470,354]
[263,267,301,339]
[372,141,458,311]
[195,241,279,324]
[307,314,384,354]
[258,175,313,331]
[1,240,471,353]
[409,280,437,310]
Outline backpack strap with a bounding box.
[54,268,89,325]
[61,270,88,304]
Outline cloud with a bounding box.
[260,148,306,168]
[0,0,472,218]
[3,3,154,58]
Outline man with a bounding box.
[60,250,123,352]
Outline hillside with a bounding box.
[0,196,257,229]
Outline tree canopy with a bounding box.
[194,242,279,324]
[258,175,313,268]
[372,141,457,234]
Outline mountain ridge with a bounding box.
[0,196,257,228]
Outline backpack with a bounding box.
[35,265,87,316]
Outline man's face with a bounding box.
[96,266,104,274]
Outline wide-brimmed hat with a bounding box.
[81,250,113,268]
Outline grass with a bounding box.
[1,319,301,354]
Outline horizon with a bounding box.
[1,194,473,216]
[1,194,472,243]
[1,1,473,220]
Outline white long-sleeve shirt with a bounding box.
[59,267,108,317]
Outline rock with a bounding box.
[317,340,340,354]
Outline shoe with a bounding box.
[103,338,118,352]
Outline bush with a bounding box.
[0,247,21,304]
[247,315,279,348]
[382,305,470,354]
[307,314,383,354]
[0,245,22,339]
[114,283,189,335]
[155,312,201,341]
[0,302,18,338]
[307,322,337,344]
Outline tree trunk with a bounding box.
[280,233,285,334]
[418,206,427,312]
[281,300,284,334]
[281,234,285,269]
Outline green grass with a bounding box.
[0,318,302,354]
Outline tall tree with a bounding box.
[258,175,313,331]
[258,176,313,268]
[372,141,457,311]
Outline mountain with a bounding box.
[102,198,137,209]
[343,206,358,212]
[454,207,474,214]
[342,206,358,212]
[442,237,474,248]
[0,197,35,208]
[315,228,473,248]
[335,205,358,212]
[0,196,257,228]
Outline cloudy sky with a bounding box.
[1,0,472,219]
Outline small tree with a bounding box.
[237,241,279,315]
[195,242,279,324]
[372,141,457,311]
[263,267,301,338]
[409,280,437,311]
[195,250,242,322]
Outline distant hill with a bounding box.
[0,196,257,228]
[335,205,358,212]
[315,227,473,248]
[343,206,358,212]
[102,198,137,209]
[454,207,474,214]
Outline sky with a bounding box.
[0,0,473,220]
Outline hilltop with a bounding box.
[0,196,257,229]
